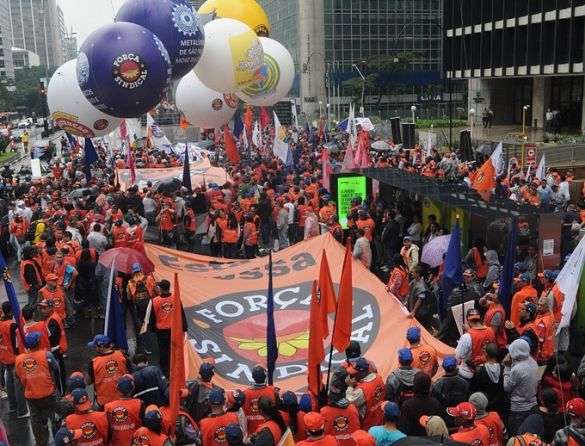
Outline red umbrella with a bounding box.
[98,247,155,275]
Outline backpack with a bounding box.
[24,221,37,242]
[133,279,150,311]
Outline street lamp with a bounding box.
[319,101,323,118]
[411,105,417,123]
[326,103,331,127]
[522,105,531,136]
[469,108,476,140]
[352,63,366,117]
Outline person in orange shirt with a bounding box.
[37,273,67,321]
[469,392,504,446]
[156,202,175,246]
[535,297,555,364]
[111,219,128,248]
[510,273,538,328]
[65,388,109,445]
[447,402,491,446]
[406,327,438,377]
[243,365,279,433]
[9,211,28,261]
[296,412,338,446]
[104,375,144,445]
[132,405,171,446]
[200,388,240,446]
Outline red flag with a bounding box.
[321,149,331,193]
[120,119,127,142]
[318,118,324,139]
[244,104,253,132]
[260,107,271,129]
[308,280,325,396]
[223,124,240,165]
[179,114,189,129]
[126,142,136,186]
[318,250,337,337]
[472,159,496,192]
[332,240,353,353]
[341,141,355,173]
[169,272,186,436]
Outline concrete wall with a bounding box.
[532,77,551,130]
[468,78,517,126]
[582,77,585,134]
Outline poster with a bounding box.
[451,300,477,337]
[30,158,42,179]
[524,146,537,169]
[336,176,367,228]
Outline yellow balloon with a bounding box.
[198,0,271,37]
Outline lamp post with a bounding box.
[469,108,476,140]
[522,105,531,136]
[352,63,366,117]
[326,103,331,127]
[319,101,323,119]
[411,105,417,123]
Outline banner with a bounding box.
[146,234,454,391]
[116,158,231,191]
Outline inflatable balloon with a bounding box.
[176,71,238,129]
[236,37,294,107]
[193,18,263,94]
[115,0,205,80]
[77,22,171,118]
[198,0,270,36]
[115,159,126,169]
[48,61,122,138]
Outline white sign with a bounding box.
[451,300,477,336]
[30,158,41,179]
[543,239,554,257]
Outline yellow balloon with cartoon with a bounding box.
[198,0,271,37]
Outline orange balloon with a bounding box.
[115,159,126,169]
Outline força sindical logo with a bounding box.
[112,53,148,89]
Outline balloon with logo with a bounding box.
[176,71,238,129]
[76,22,171,118]
[193,18,263,94]
[236,37,294,107]
[48,60,122,138]
[198,0,270,37]
[115,0,205,80]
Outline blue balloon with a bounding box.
[77,22,171,118]
[115,0,205,80]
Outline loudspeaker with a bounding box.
[459,130,472,161]
[402,123,416,150]
[390,117,401,144]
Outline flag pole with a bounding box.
[456,216,465,330]
[104,258,116,335]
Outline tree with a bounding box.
[11,66,56,114]
[342,75,378,106]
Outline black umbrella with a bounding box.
[475,143,494,156]
[68,187,98,199]
[154,178,182,194]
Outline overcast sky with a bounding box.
[57,0,126,48]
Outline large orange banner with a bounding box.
[145,234,454,392]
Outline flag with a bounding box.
[490,142,504,176]
[318,117,324,139]
[233,110,244,140]
[273,112,289,164]
[146,113,171,148]
[84,138,98,181]
[106,281,129,351]
[425,131,433,158]
[291,102,299,129]
[535,153,546,180]
[182,147,192,193]
[214,128,221,146]
[321,149,331,192]
[472,158,496,192]
[244,105,253,132]
[332,240,353,353]
[349,104,358,147]
[223,124,240,165]
[440,219,463,319]
[179,114,189,129]
[120,119,127,142]
[66,132,77,149]
[308,280,325,395]
[126,137,136,185]
[169,272,186,435]
[252,121,261,147]
[0,251,25,340]
[499,218,517,315]
[318,250,337,337]
[266,251,278,385]
[341,141,355,173]
[556,234,585,332]
[260,107,271,129]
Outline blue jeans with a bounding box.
[278,227,289,250]
[5,364,28,416]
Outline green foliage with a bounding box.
[543,133,585,144]
[342,74,378,104]
[1,66,55,114]
[415,119,468,128]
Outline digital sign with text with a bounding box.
[337,176,367,229]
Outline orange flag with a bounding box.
[332,240,353,353]
[223,124,240,165]
[169,272,186,436]
[318,250,337,337]
[308,280,325,395]
[179,114,190,129]
[244,104,253,132]
[472,159,496,192]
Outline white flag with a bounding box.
[146,113,172,148]
[556,235,585,332]
[490,142,504,176]
[252,121,260,147]
[348,103,357,148]
[291,102,299,129]
[535,153,546,180]
[426,131,433,158]
[273,112,289,163]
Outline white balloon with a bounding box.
[237,37,294,106]
[176,71,238,129]
[194,18,264,93]
[48,60,121,138]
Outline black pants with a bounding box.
[224,243,237,259]
[157,335,170,377]
[245,245,257,259]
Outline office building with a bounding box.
[444,0,585,132]
[0,0,15,81]
[8,0,64,69]
[12,47,40,70]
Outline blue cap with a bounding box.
[516,262,528,272]
[143,405,163,430]
[87,334,109,348]
[442,356,458,371]
[519,273,531,283]
[383,401,400,418]
[225,423,243,442]
[24,332,41,348]
[520,336,533,346]
[68,372,86,391]
[199,362,215,379]
[553,270,561,279]
[348,357,370,374]
[281,391,298,408]
[117,374,134,394]
[132,262,142,273]
[406,327,421,342]
[54,427,82,446]
[359,210,367,218]
[209,388,225,405]
[524,302,537,315]
[299,393,312,412]
[398,348,413,363]
[543,270,554,280]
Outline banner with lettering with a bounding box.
[146,234,454,391]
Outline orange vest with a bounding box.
[112,226,128,248]
[410,344,438,377]
[356,218,375,242]
[243,386,277,433]
[484,303,507,350]
[200,411,239,446]
[66,411,109,446]
[472,248,488,279]
[468,327,496,367]
[297,435,339,446]
[160,209,175,231]
[38,286,67,319]
[92,350,128,406]
[186,209,197,232]
[321,404,360,446]
[510,286,537,327]
[19,260,42,292]
[23,321,51,352]
[518,320,538,338]
[357,374,386,430]
[223,226,239,244]
[280,410,307,442]
[510,434,544,445]
[550,284,565,323]
[452,424,491,446]
[133,427,169,446]
[476,412,504,446]
[127,226,144,250]
[152,295,175,330]
[389,267,409,299]
[256,420,282,445]
[298,205,309,227]
[105,398,143,446]
[41,249,55,277]
[15,349,55,399]
[160,406,197,437]
[47,312,68,354]
[535,312,555,361]
[244,222,258,245]
[0,320,17,365]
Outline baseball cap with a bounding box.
[466,308,481,321]
[71,388,92,411]
[280,391,297,408]
[252,365,267,383]
[352,430,376,446]
[516,262,528,272]
[46,273,58,282]
[398,348,413,363]
[542,270,554,280]
[442,356,458,371]
[132,262,142,273]
[25,332,41,349]
[524,302,537,316]
[383,401,400,418]
[519,273,531,283]
[447,402,477,420]
[87,334,110,348]
[304,412,325,431]
[463,268,475,277]
[567,398,585,417]
[403,236,413,241]
[225,423,243,442]
[68,371,86,391]
[227,389,246,407]
[199,362,215,379]
[209,388,226,405]
[143,405,163,430]
[117,374,135,395]
[406,326,421,342]
[54,427,82,446]
[347,357,370,375]
[299,393,312,412]
[38,299,53,307]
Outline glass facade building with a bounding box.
[0,0,15,81]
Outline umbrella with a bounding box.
[323,141,343,154]
[197,140,216,150]
[475,142,494,155]
[420,234,452,268]
[154,178,182,194]
[371,140,391,151]
[68,187,98,199]
[98,248,155,275]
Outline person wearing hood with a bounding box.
[552,398,585,445]
[469,392,505,446]
[447,401,491,445]
[397,372,443,436]
[470,343,506,415]
[321,385,360,446]
[483,250,500,290]
[506,414,545,446]
[431,356,470,428]
[419,415,469,445]
[385,349,420,404]
[503,338,538,436]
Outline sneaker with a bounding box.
[16,411,30,419]
[0,390,7,399]
[144,348,152,355]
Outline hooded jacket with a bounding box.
[483,250,500,288]
[552,422,585,445]
[503,339,538,412]
[385,366,420,402]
